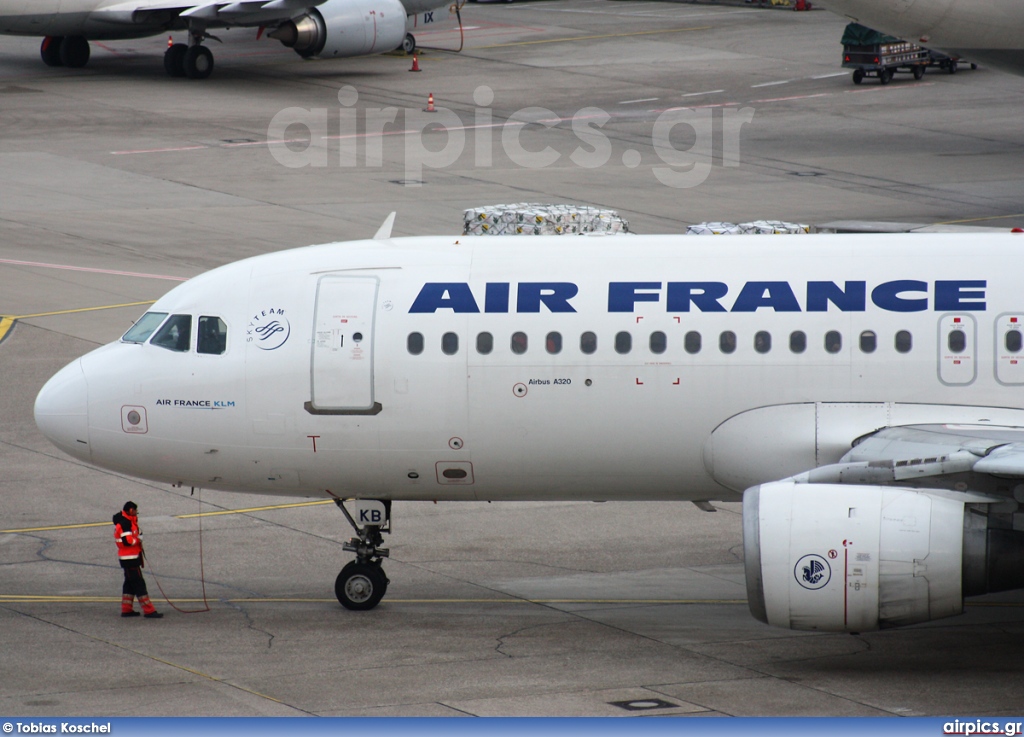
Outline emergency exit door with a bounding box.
[310,276,379,412]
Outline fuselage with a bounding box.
[0,0,168,39]
[34,233,1024,503]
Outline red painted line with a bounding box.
[0,259,188,281]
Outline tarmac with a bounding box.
[2,0,1024,718]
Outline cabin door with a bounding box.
[310,275,379,412]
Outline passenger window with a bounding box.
[790,331,806,354]
[150,314,192,352]
[719,331,736,354]
[511,331,528,355]
[685,331,701,354]
[650,331,667,355]
[476,332,493,355]
[948,329,966,354]
[580,331,597,355]
[1007,330,1023,353]
[546,331,562,355]
[895,330,913,354]
[407,332,424,355]
[442,332,459,355]
[122,312,168,344]
[859,330,877,354]
[615,331,632,354]
[754,331,771,354]
[825,331,842,354]
[197,316,227,355]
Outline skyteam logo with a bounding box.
[247,308,291,351]
[794,554,831,590]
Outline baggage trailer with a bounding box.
[841,23,929,84]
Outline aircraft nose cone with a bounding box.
[34,359,91,461]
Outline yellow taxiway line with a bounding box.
[0,499,336,534]
[0,300,158,345]
[0,594,747,605]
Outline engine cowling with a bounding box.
[743,481,1024,631]
[270,0,407,59]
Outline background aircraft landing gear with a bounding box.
[332,498,391,610]
[40,37,64,67]
[402,33,416,54]
[164,43,188,77]
[183,45,213,79]
[60,36,90,68]
[166,26,216,79]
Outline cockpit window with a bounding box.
[197,316,227,355]
[122,312,168,344]
[150,314,192,352]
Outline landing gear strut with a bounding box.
[333,498,391,610]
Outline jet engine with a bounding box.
[743,481,1024,631]
[269,0,406,59]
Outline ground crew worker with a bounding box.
[113,501,162,619]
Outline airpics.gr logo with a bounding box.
[794,554,831,590]
[247,308,291,350]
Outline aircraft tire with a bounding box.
[40,37,65,67]
[60,36,90,68]
[184,45,214,80]
[402,33,416,54]
[164,43,188,77]
[335,561,388,610]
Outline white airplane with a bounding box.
[0,0,451,78]
[822,0,1024,75]
[34,227,1024,630]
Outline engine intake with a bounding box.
[743,481,1024,631]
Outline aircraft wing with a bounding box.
[93,0,325,27]
[789,423,1024,488]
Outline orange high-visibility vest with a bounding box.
[113,512,142,561]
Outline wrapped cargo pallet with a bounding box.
[463,203,630,236]
[738,220,811,234]
[686,220,811,234]
[685,222,743,235]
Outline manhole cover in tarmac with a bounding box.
[608,698,680,712]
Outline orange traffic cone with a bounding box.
[167,35,174,48]
[424,93,436,113]
[409,53,421,72]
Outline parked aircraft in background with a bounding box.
[34,228,1024,629]
[0,0,455,78]
[822,0,1024,75]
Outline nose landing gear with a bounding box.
[332,498,391,610]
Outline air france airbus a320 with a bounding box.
[34,226,1024,630]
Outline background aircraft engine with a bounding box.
[743,481,1024,632]
[270,0,406,58]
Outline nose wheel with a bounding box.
[331,498,391,610]
[336,561,388,610]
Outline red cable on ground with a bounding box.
[420,1,465,53]
[144,489,211,614]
